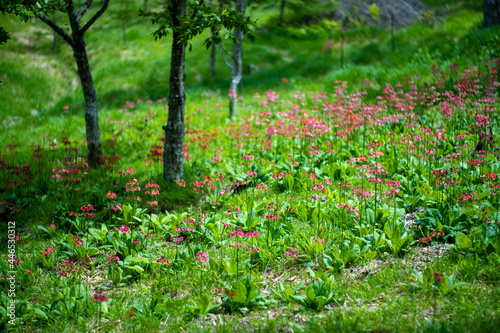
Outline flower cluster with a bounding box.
[80,256,95,269]
[211,155,221,164]
[58,260,79,277]
[285,247,299,258]
[92,293,108,303]
[156,257,169,264]
[256,182,268,192]
[196,251,209,263]
[174,179,186,187]
[230,229,260,238]
[120,225,130,233]
[111,202,122,212]
[171,235,184,243]
[125,178,141,202]
[106,256,120,265]
[229,243,260,253]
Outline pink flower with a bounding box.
[195,251,209,264]
[120,225,130,233]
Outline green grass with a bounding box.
[1,1,498,130]
[1,1,500,332]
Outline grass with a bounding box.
[1,1,500,332]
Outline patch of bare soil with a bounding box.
[345,243,453,281]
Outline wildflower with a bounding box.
[174,179,186,187]
[92,293,108,303]
[196,251,209,263]
[211,155,221,164]
[120,225,130,233]
[41,246,57,257]
[106,256,120,265]
[157,258,169,264]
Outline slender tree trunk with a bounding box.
[143,0,148,13]
[210,40,216,77]
[163,0,187,181]
[72,36,101,166]
[484,0,500,27]
[66,1,101,167]
[229,0,247,119]
[340,27,344,69]
[279,0,286,26]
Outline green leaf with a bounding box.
[198,294,211,314]
[33,307,48,320]
[230,281,247,305]
[456,233,472,250]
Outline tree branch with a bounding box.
[190,0,204,19]
[80,0,109,34]
[219,44,232,69]
[219,42,232,58]
[38,15,74,48]
[77,0,94,21]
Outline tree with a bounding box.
[228,0,246,119]
[41,0,108,167]
[484,0,500,27]
[116,0,139,45]
[1,0,108,167]
[144,0,254,180]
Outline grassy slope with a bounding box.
[0,1,498,125]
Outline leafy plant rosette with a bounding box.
[220,274,271,313]
[184,293,220,318]
[291,269,341,312]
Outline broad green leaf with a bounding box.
[230,281,247,304]
[456,233,472,250]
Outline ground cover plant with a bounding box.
[1,1,500,332]
[1,58,500,332]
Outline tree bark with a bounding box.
[163,0,187,181]
[66,0,102,167]
[143,0,148,13]
[37,0,107,167]
[279,0,286,26]
[229,0,247,119]
[484,0,500,27]
[210,38,216,77]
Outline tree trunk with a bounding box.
[210,40,216,77]
[163,0,187,181]
[37,0,106,167]
[143,0,148,13]
[72,36,102,167]
[279,0,286,26]
[66,1,101,167]
[229,0,247,119]
[484,0,500,27]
